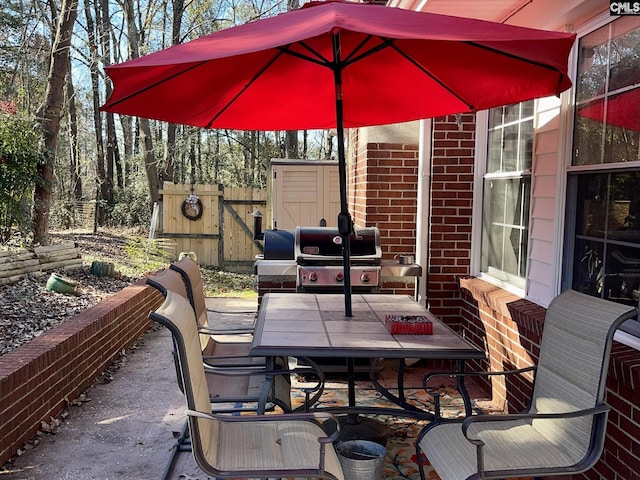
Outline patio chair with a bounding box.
[146,268,303,413]
[168,258,327,397]
[146,267,257,365]
[170,257,256,343]
[147,268,323,480]
[415,289,637,480]
[149,290,345,480]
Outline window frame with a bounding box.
[561,13,640,348]
[471,103,535,297]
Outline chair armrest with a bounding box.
[422,365,537,390]
[203,354,265,368]
[203,308,256,334]
[199,325,255,335]
[290,357,325,411]
[185,409,341,444]
[461,403,610,442]
[422,365,537,421]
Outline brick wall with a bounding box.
[459,276,640,480]
[255,275,297,307]
[351,139,419,260]
[0,282,163,465]
[428,114,475,325]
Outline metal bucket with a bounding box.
[336,440,386,480]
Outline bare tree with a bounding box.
[163,0,186,183]
[33,0,79,245]
[121,0,160,207]
[65,61,82,200]
[84,0,107,224]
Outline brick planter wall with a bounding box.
[459,276,640,480]
[0,282,163,465]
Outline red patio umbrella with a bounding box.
[101,0,575,316]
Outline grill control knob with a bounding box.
[309,272,318,282]
[335,272,344,283]
[360,272,371,283]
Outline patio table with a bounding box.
[250,293,485,422]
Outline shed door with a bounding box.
[272,163,339,229]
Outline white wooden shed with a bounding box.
[268,159,341,230]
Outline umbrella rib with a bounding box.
[278,43,331,68]
[280,36,397,73]
[341,36,395,68]
[467,40,567,88]
[104,61,209,109]
[388,43,476,111]
[204,50,286,129]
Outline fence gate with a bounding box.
[158,182,266,272]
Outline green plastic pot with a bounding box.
[46,273,76,294]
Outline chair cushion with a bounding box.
[213,419,343,479]
[419,420,580,480]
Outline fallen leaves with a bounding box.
[0,267,131,356]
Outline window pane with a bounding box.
[575,173,607,238]
[607,172,640,242]
[487,129,503,173]
[573,17,640,166]
[605,244,640,305]
[573,238,604,296]
[519,120,533,171]
[570,172,640,306]
[502,124,519,171]
[482,177,530,278]
[488,107,504,130]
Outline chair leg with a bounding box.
[416,443,426,480]
[161,419,191,480]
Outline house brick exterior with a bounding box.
[424,114,640,480]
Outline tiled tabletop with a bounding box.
[250,293,484,360]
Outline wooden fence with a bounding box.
[158,183,266,271]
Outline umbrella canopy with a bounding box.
[102,0,576,315]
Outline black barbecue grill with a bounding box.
[294,226,382,294]
[257,225,383,374]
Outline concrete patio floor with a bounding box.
[0,296,493,480]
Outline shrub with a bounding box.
[0,113,42,243]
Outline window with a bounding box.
[480,101,534,291]
[564,16,640,337]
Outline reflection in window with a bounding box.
[481,102,533,289]
[566,17,640,337]
[572,172,640,306]
[573,16,640,166]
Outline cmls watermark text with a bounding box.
[610,1,640,14]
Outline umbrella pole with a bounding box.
[333,33,352,317]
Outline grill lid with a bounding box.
[295,226,381,264]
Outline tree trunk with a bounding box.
[65,61,82,200]
[285,130,298,159]
[122,0,160,208]
[84,0,106,224]
[33,0,79,245]
[98,0,115,206]
[163,0,184,184]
